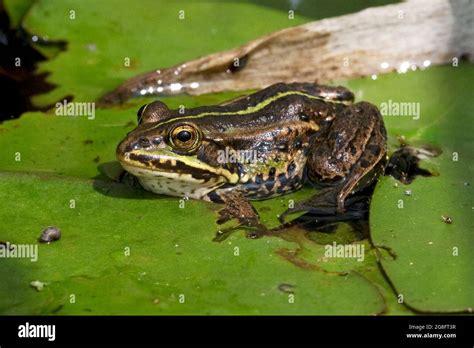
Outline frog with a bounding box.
[116,82,387,235]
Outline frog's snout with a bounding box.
[117,133,165,161]
[116,138,132,162]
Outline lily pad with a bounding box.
[0,100,408,314]
[21,0,315,107]
[0,171,389,315]
[1,0,471,315]
[353,65,474,313]
[18,0,398,108]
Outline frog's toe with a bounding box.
[279,207,302,223]
[243,221,269,239]
[213,220,268,242]
[213,226,236,242]
[279,189,339,222]
[216,208,232,225]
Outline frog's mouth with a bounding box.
[118,151,239,184]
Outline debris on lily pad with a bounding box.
[441,215,453,224]
[30,280,47,291]
[38,226,61,244]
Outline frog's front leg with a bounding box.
[214,191,259,226]
[281,102,387,220]
[209,190,267,239]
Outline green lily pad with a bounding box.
[2,0,471,315]
[356,65,474,313]
[0,103,407,314]
[0,171,389,315]
[18,0,397,108]
[21,0,314,107]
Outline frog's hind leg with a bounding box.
[331,103,387,212]
[280,102,386,221]
[279,187,338,223]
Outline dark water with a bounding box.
[0,2,60,122]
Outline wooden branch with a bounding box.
[99,0,474,105]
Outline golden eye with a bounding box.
[169,124,201,153]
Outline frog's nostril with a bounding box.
[137,137,151,148]
[152,137,162,145]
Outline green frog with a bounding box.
[116,83,387,234]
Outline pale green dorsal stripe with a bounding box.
[152,91,344,129]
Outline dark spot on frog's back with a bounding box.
[276,141,288,151]
[265,179,275,191]
[244,181,261,192]
[359,159,371,168]
[287,161,296,175]
[300,113,310,122]
[335,133,346,147]
[349,143,357,155]
[294,139,302,150]
[366,144,381,156]
[278,173,287,182]
[255,174,263,184]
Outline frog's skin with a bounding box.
[117,83,387,233]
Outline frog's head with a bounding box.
[116,101,239,197]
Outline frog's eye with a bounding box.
[169,124,201,153]
[136,104,148,124]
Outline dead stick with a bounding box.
[99,0,474,105]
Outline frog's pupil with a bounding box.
[177,130,192,142]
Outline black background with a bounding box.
[0,315,473,346]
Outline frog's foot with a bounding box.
[278,185,373,224]
[215,191,260,225]
[279,187,338,223]
[214,191,269,241]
